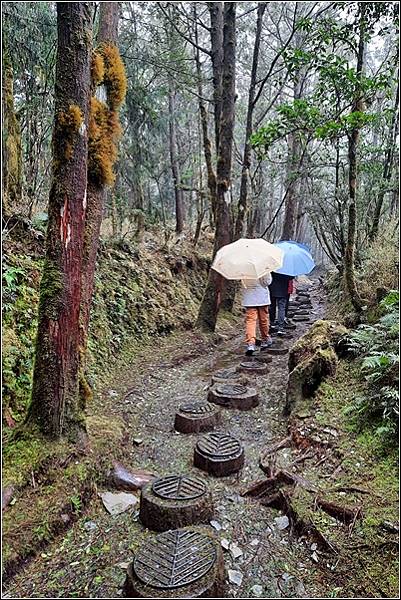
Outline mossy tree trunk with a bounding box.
[196,3,236,332]
[168,81,185,234]
[2,44,22,220]
[28,2,93,438]
[80,2,126,403]
[344,3,365,313]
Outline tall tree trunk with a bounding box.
[2,45,22,220]
[281,117,301,239]
[208,2,224,155]
[369,84,399,242]
[196,2,236,332]
[344,2,365,313]
[27,2,93,438]
[168,84,185,234]
[235,3,266,240]
[194,7,218,223]
[80,2,126,403]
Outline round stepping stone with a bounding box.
[174,402,221,434]
[194,432,244,477]
[238,361,268,375]
[296,309,310,316]
[252,352,273,364]
[208,383,259,410]
[211,367,248,386]
[123,527,226,598]
[139,475,214,531]
[264,345,289,355]
[293,315,311,322]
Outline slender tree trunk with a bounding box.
[2,45,22,220]
[281,124,301,239]
[235,3,265,240]
[80,2,126,403]
[208,2,224,155]
[369,84,399,242]
[168,84,185,234]
[194,8,218,223]
[28,2,93,438]
[197,2,236,332]
[344,2,365,313]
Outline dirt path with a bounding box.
[4,277,328,599]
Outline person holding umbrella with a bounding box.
[270,240,315,334]
[211,238,284,356]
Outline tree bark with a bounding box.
[28,2,93,438]
[235,3,265,240]
[2,44,22,220]
[208,2,224,155]
[369,84,399,242]
[194,6,218,223]
[80,2,125,405]
[196,2,236,332]
[344,3,366,313]
[168,84,185,234]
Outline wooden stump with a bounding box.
[208,383,259,410]
[123,527,227,598]
[293,315,311,322]
[139,476,214,531]
[238,361,269,375]
[264,346,289,356]
[194,433,244,477]
[211,367,248,386]
[174,403,221,434]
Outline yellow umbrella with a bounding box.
[211,238,283,280]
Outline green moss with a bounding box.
[38,258,63,319]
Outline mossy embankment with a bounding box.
[2,231,212,580]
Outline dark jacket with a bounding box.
[269,272,293,298]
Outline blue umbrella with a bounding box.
[282,239,311,253]
[273,240,315,276]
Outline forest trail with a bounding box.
[4,278,334,599]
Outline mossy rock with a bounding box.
[285,320,348,415]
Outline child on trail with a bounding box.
[241,274,273,356]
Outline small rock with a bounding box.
[311,551,319,563]
[2,486,15,511]
[109,461,155,492]
[210,520,222,531]
[221,538,230,550]
[83,520,97,531]
[108,390,118,397]
[274,515,289,530]
[250,584,264,597]
[115,561,131,569]
[132,438,143,446]
[60,513,71,524]
[310,543,317,551]
[229,543,243,560]
[281,573,293,582]
[228,569,243,586]
[250,538,260,546]
[99,491,138,516]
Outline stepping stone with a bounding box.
[296,310,310,316]
[123,527,226,597]
[293,315,311,322]
[211,367,248,386]
[264,344,289,355]
[139,475,214,531]
[252,352,273,364]
[174,402,221,434]
[208,383,259,410]
[238,361,268,375]
[284,323,296,330]
[194,432,244,477]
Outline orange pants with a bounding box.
[245,306,269,345]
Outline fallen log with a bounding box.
[315,497,362,524]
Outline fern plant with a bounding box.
[345,290,399,440]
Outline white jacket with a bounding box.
[241,274,272,307]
